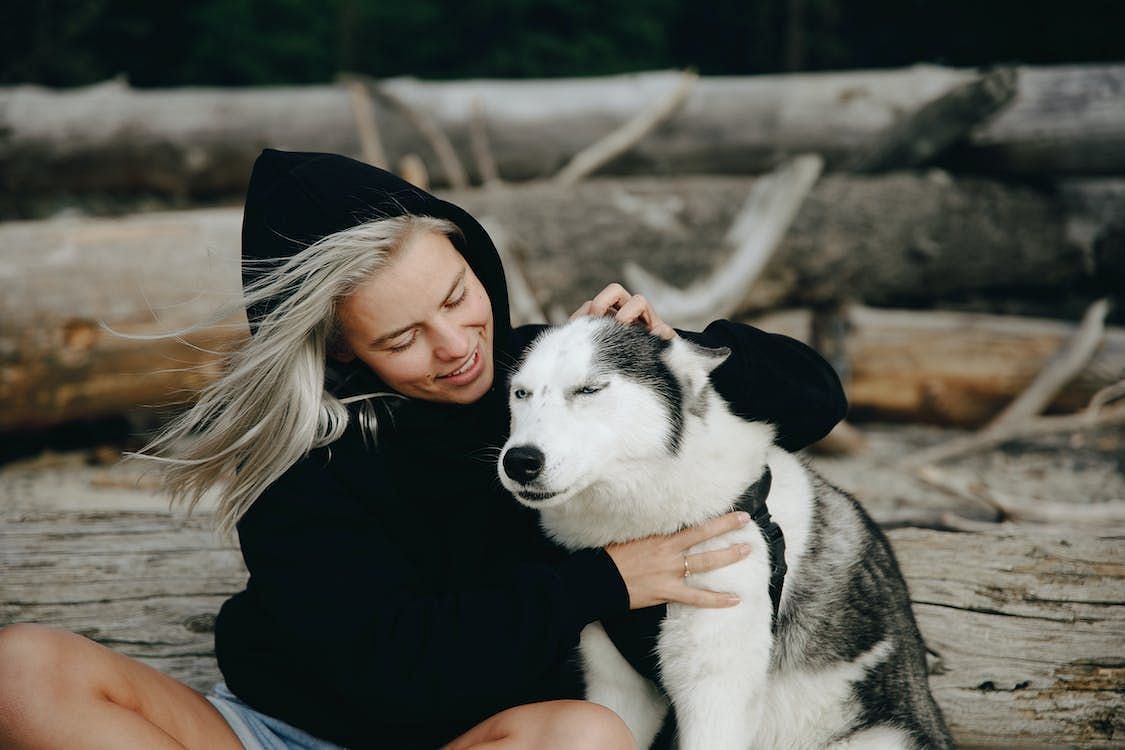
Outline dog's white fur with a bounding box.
[500,319,919,750]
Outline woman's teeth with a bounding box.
[447,349,477,377]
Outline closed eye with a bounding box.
[387,331,417,353]
[445,286,467,309]
[572,383,607,396]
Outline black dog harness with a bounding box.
[733,466,787,630]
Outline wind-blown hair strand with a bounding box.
[133,214,460,537]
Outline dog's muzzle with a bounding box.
[502,445,545,484]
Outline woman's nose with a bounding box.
[432,319,470,360]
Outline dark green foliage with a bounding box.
[2,0,1123,87]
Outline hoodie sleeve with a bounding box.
[679,319,848,451]
[215,450,628,743]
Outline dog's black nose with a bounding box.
[503,445,545,484]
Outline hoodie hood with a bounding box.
[241,149,512,351]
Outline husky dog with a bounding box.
[498,318,952,750]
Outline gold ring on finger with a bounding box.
[683,555,691,578]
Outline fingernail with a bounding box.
[726,595,741,606]
[737,512,751,524]
[738,544,751,555]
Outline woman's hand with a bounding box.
[571,283,677,341]
[604,511,752,609]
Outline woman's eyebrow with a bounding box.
[369,268,467,347]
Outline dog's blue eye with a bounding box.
[513,388,529,400]
[575,384,605,396]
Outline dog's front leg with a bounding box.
[580,621,669,749]
[658,544,773,750]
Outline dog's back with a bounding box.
[770,473,952,747]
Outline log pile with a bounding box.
[1,173,1121,431]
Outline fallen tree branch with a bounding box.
[850,66,1019,172]
[478,217,546,326]
[343,79,388,169]
[1086,378,1125,414]
[370,81,469,190]
[469,96,501,188]
[398,154,430,189]
[554,70,697,186]
[899,300,1117,468]
[898,399,1125,470]
[983,297,1110,435]
[622,154,823,330]
[916,465,1125,526]
[875,509,1010,533]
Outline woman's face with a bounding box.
[333,231,495,405]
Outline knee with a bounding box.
[542,700,636,750]
[0,624,80,712]
[0,623,65,681]
[0,623,75,673]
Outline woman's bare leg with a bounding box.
[0,623,243,750]
[443,700,636,750]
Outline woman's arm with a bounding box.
[680,319,847,451]
[221,456,624,729]
[216,448,748,745]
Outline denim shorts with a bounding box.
[206,682,347,750]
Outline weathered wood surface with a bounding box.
[3,64,1123,209]
[757,307,1125,426]
[0,454,240,690]
[0,209,246,431]
[889,526,1124,748]
[447,175,1116,316]
[0,450,1121,746]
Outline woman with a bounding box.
[0,150,846,749]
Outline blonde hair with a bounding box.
[134,214,460,537]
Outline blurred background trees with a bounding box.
[4,0,1122,87]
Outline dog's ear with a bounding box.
[666,337,731,375]
[663,337,730,409]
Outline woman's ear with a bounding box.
[328,336,357,363]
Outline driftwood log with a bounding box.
[445,175,1118,317]
[3,64,1124,209]
[756,307,1125,426]
[2,173,1122,431]
[1,459,1120,748]
[889,525,1124,748]
[0,210,245,432]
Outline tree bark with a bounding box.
[888,525,1124,748]
[2,174,1119,431]
[3,64,1123,213]
[446,174,1117,317]
[754,307,1125,427]
[0,209,246,432]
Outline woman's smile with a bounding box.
[333,229,495,404]
[438,344,484,383]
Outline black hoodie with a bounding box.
[214,149,847,748]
